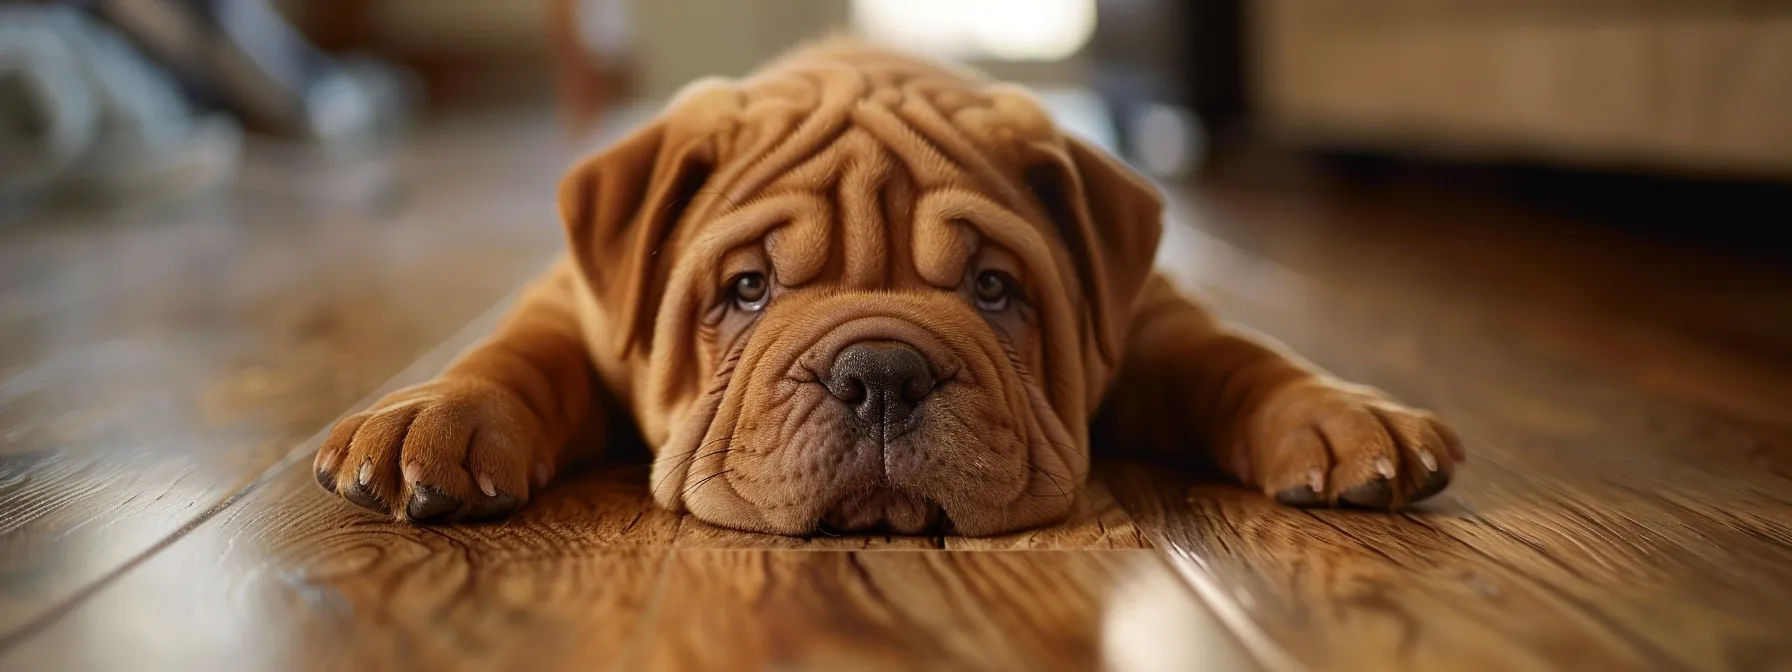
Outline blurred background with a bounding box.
[4,0,1791,249]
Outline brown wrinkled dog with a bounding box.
[312,41,1464,535]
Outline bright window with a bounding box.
[850,0,1097,62]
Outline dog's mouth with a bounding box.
[816,488,950,536]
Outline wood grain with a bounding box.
[1115,176,1792,671]
[1113,471,1663,671]
[632,549,1252,672]
[943,478,1151,550]
[1,463,678,671]
[0,448,1234,671]
[0,110,577,639]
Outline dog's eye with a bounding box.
[973,270,1012,311]
[729,272,769,311]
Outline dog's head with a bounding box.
[559,46,1162,535]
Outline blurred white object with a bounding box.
[1033,89,1121,155]
[852,0,1097,61]
[578,0,635,58]
[0,4,240,209]
[1099,556,1265,672]
[1128,101,1205,179]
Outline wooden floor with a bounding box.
[2,105,1790,672]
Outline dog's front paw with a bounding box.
[1241,380,1465,509]
[313,379,547,522]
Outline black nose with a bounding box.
[825,342,936,430]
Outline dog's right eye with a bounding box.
[729,272,769,311]
[973,270,1014,311]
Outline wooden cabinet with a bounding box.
[1250,1,1792,178]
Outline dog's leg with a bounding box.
[1099,274,1464,509]
[313,265,599,521]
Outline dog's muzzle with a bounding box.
[823,341,937,439]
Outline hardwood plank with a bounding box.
[631,549,1257,672]
[0,110,579,639]
[1109,180,1792,671]
[1112,469,1664,671]
[1184,176,1792,433]
[1,460,680,671]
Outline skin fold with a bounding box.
[312,39,1464,535]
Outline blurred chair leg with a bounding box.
[547,0,634,139]
[0,3,241,212]
[90,0,418,143]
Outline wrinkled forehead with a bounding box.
[667,70,1070,291]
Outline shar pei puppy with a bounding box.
[313,40,1464,535]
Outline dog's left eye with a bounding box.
[973,270,1013,311]
[729,272,769,311]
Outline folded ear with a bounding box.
[558,119,717,359]
[1023,134,1165,376]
